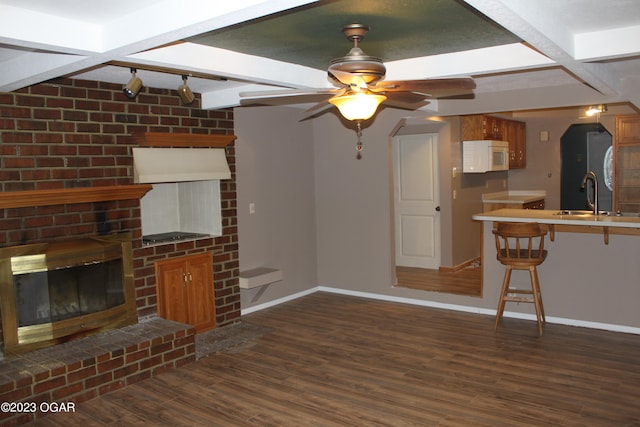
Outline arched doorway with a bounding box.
[560,123,612,211]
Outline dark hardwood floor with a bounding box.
[30,292,640,426]
[396,265,482,296]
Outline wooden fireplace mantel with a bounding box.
[134,132,236,148]
[0,184,153,209]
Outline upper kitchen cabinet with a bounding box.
[615,115,640,145]
[462,115,526,169]
[505,119,526,169]
[462,115,497,140]
[615,115,640,213]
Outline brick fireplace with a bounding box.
[0,78,241,423]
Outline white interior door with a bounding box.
[394,133,440,269]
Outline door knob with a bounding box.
[435,206,441,212]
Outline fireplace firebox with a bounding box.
[0,233,137,356]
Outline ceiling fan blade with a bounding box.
[382,92,431,110]
[240,87,340,98]
[240,93,335,108]
[300,100,335,121]
[384,91,429,104]
[299,87,348,120]
[373,77,476,96]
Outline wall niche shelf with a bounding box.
[239,267,283,289]
[0,185,153,209]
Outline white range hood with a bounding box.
[132,147,230,183]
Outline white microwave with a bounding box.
[462,140,509,173]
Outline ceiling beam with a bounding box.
[126,43,328,90]
[0,0,319,92]
[385,43,555,80]
[463,0,621,96]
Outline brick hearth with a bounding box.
[0,318,194,425]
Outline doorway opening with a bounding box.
[393,133,441,270]
[390,125,481,297]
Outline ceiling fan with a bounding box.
[240,24,476,157]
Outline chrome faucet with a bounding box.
[581,171,599,215]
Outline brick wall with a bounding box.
[0,78,240,329]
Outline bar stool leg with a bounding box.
[532,267,545,322]
[529,266,544,336]
[495,265,512,330]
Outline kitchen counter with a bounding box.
[481,190,546,205]
[472,208,640,332]
[473,208,640,229]
[482,191,545,212]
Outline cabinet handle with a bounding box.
[183,273,188,286]
[188,272,193,284]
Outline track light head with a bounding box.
[178,75,195,105]
[585,104,607,117]
[123,68,142,99]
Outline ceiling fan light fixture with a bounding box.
[123,68,143,99]
[178,75,196,105]
[329,91,387,121]
[586,104,607,116]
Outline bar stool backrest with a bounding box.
[493,222,547,268]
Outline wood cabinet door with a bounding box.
[502,119,526,169]
[614,115,640,212]
[155,252,216,332]
[616,114,640,145]
[509,120,526,169]
[184,252,216,332]
[462,115,483,140]
[504,120,517,167]
[484,116,503,140]
[155,257,189,324]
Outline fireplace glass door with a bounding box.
[15,259,125,327]
[0,234,137,356]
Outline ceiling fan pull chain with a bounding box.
[356,121,364,159]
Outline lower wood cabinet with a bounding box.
[155,252,216,332]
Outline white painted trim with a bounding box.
[240,287,317,315]
[241,286,640,335]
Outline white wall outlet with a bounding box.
[539,130,549,142]
[249,203,256,214]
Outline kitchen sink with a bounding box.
[554,210,595,216]
[554,210,639,217]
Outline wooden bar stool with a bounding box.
[493,222,548,335]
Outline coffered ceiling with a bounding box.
[1,0,639,118]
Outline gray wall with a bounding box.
[235,106,318,309]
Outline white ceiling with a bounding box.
[1,0,639,119]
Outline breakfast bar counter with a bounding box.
[472,208,640,228]
[473,208,640,244]
[471,209,640,332]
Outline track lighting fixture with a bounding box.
[586,104,607,117]
[178,75,195,105]
[123,68,142,99]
